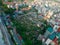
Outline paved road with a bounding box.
[0,29,5,45]
[0,17,14,45]
[5,15,22,45]
[11,29,21,45]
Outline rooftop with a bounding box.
[47,27,53,33]
[57,27,60,32]
[49,32,56,40]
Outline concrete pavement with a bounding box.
[0,17,14,45]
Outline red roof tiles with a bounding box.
[57,27,60,32]
[53,38,58,45]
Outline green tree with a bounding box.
[20,0,24,2]
[8,0,12,2]
[0,0,3,6]
[4,7,16,14]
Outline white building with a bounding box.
[45,38,52,45]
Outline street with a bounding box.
[0,17,14,45]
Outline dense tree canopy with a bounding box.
[8,0,13,2]
[0,0,3,6]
